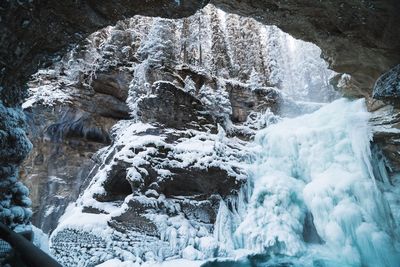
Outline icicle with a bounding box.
[214,200,235,251]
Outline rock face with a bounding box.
[49,119,249,266]
[136,82,215,130]
[20,39,134,231]
[23,6,302,233]
[1,0,398,233]
[47,85,251,266]
[19,6,342,266]
[22,105,118,232]
[373,64,400,106]
[370,105,400,173]
[370,64,400,187]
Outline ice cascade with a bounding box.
[215,98,400,266]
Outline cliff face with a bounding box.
[0,0,399,233]
[0,0,399,266]
[19,5,287,233]
[20,5,341,265]
[0,0,208,232]
[22,105,120,232]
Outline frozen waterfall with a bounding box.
[28,4,400,266]
[215,98,400,266]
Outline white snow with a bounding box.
[96,259,203,267]
[32,225,51,255]
[52,204,112,238]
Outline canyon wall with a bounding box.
[0,1,398,266]
[20,6,343,265]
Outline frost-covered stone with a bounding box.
[373,64,400,106]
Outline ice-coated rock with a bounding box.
[373,64,400,106]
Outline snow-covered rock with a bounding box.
[373,64,400,106]
[20,4,343,267]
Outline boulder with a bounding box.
[373,64,400,106]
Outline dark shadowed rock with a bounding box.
[227,84,281,123]
[91,70,131,102]
[159,166,240,198]
[373,64,400,106]
[109,199,159,236]
[21,105,117,232]
[137,81,215,130]
[95,160,133,202]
